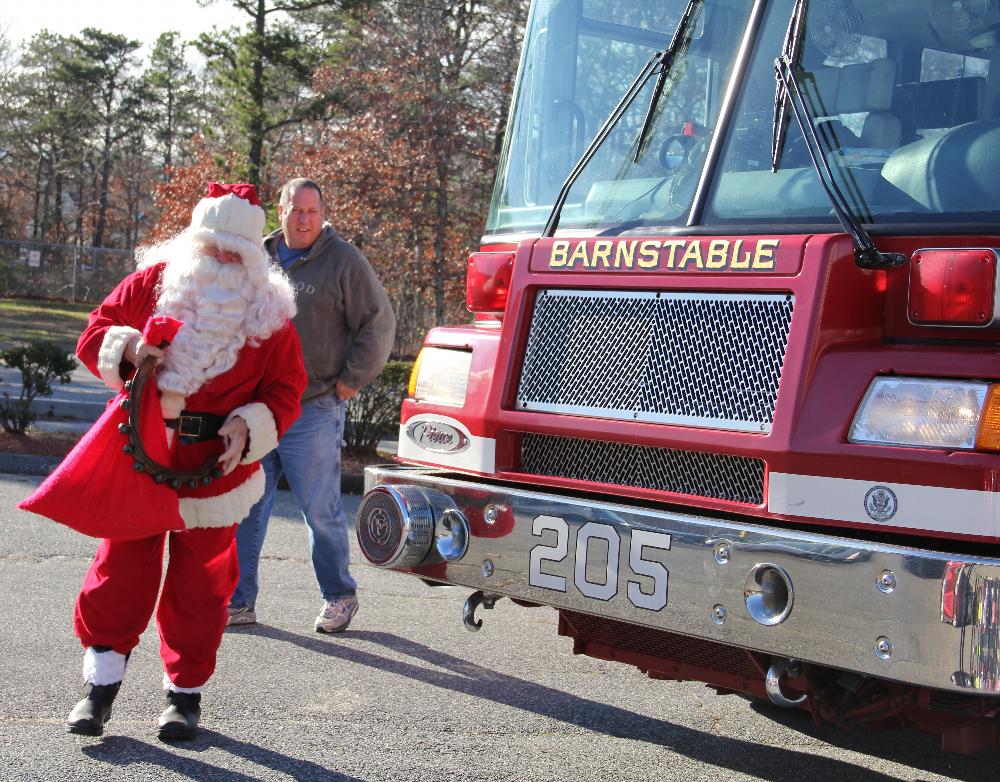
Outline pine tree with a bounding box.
[195,0,366,185]
[59,29,149,247]
[144,32,202,172]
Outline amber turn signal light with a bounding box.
[976,384,1000,451]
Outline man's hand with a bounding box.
[335,379,358,401]
[217,416,249,475]
[124,334,166,367]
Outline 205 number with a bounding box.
[528,515,671,611]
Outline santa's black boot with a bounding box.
[157,691,201,741]
[67,646,128,736]
[66,681,121,735]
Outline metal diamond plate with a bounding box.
[522,433,764,505]
[516,290,794,432]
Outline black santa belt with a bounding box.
[164,411,228,445]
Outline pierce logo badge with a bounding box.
[406,420,469,453]
[864,486,898,522]
[369,508,392,545]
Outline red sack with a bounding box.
[19,363,184,541]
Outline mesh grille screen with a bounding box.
[522,433,765,505]
[517,290,793,432]
[357,491,404,565]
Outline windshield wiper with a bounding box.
[770,0,905,269]
[543,0,703,237]
[633,0,704,164]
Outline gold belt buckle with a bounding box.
[178,414,202,437]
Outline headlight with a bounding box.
[408,347,472,407]
[848,377,988,449]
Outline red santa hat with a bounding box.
[188,182,265,261]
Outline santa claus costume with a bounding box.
[24,183,306,740]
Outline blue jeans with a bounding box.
[232,395,356,608]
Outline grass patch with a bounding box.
[0,298,92,350]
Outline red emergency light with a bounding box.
[908,248,997,327]
[466,251,514,314]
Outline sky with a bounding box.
[2,0,249,59]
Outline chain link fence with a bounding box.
[0,240,135,304]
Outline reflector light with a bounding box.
[941,562,959,625]
[941,561,971,627]
[467,252,514,314]
[908,248,997,327]
[976,385,1000,451]
[407,350,425,398]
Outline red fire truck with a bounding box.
[356,0,1000,753]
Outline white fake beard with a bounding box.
[155,252,255,397]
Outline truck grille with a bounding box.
[521,433,765,505]
[516,290,793,433]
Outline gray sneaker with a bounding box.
[227,605,257,626]
[314,596,358,633]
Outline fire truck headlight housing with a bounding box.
[408,347,472,407]
[908,248,997,327]
[848,377,988,450]
[467,251,514,314]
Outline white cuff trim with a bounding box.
[179,468,265,529]
[163,672,203,694]
[83,647,127,685]
[227,402,278,464]
[97,326,141,390]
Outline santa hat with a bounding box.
[188,182,265,261]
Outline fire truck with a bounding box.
[356,0,1000,753]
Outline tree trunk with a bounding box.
[247,0,267,186]
[94,85,116,247]
[31,150,43,240]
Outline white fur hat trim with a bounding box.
[188,192,265,259]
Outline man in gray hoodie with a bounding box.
[228,177,395,632]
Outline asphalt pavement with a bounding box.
[0,471,995,782]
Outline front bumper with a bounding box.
[359,465,1000,696]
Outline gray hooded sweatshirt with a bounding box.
[264,225,396,402]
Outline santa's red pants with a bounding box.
[74,525,238,689]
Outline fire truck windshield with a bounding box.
[486,0,1000,238]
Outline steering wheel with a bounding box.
[658,134,697,172]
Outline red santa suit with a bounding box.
[77,261,304,527]
[31,185,307,694]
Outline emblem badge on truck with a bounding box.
[406,420,469,454]
[864,486,898,522]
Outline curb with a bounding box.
[1,451,366,494]
[0,452,63,476]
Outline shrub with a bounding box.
[344,360,412,455]
[0,341,77,434]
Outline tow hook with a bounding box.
[765,659,807,707]
[463,590,504,632]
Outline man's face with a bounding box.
[279,186,324,250]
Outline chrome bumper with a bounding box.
[360,465,1000,696]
